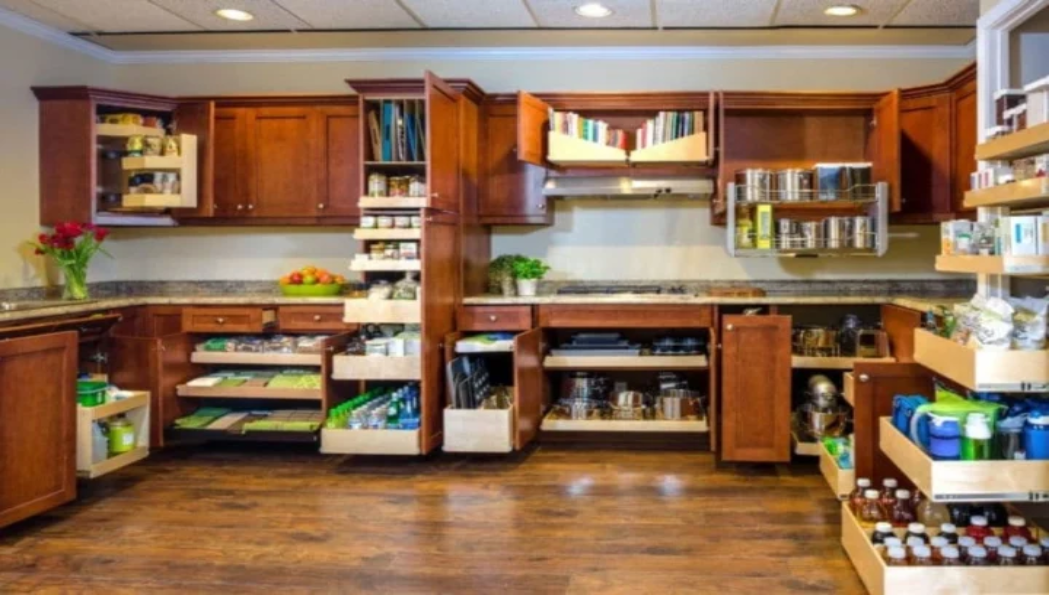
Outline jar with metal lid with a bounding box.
[367,172,388,197]
[384,244,401,260]
[376,215,394,229]
[360,215,377,229]
[107,416,136,455]
[370,243,387,260]
[408,175,426,197]
[394,216,411,229]
[410,215,422,228]
[389,176,410,197]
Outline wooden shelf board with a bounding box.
[964,178,1049,209]
[78,446,149,480]
[879,418,1049,502]
[121,194,184,208]
[343,299,421,324]
[819,440,854,500]
[975,121,1049,162]
[331,355,422,381]
[547,130,628,166]
[175,385,322,400]
[349,260,421,272]
[189,352,323,366]
[444,407,514,453]
[542,355,708,370]
[358,196,427,209]
[122,155,183,170]
[792,430,821,457]
[935,254,1049,276]
[791,356,894,370]
[353,228,422,241]
[167,426,319,444]
[78,392,149,421]
[541,414,708,433]
[914,329,1049,391]
[320,427,420,455]
[629,132,709,164]
[96,123,165,138]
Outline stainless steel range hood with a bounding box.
[542,176,714,199]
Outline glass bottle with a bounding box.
[967,546,990,567]
[910,544,934,566]
[880,478,899,503]
[889,489,917,528]
[983,536,1002,563]
[957,536,976,561]
[904,522,929,545]
[1008,536,1030,550]
[929,536,949,565]
[940,546,964,566]
[1004,516,1034,542]
[948,504,972,527]
[967,515,993,543]
[849,478,872,514]
[885,546,908,567]
[997,545,1019,566]
[1021,545,1044,566]
[938,523,960,545]
[858,489,886,526]
[916,499,951,527]
[982,503,1009,527]
[871,522,895,546]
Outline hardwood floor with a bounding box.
[0,447,864,594]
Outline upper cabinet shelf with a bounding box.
[964,177,1049,209]
[976,120,1049,162]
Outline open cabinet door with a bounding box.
[110,333,198,448]
[513,328,545,449]
[869,90,902,212]
[720,315,792,462]
[420,209,461,454]
[172,100,215,218]
[517,91,551,167]
[851,362,933,488]
[425,71,461,213]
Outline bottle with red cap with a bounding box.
[966,515,994,543]
[1003,515,1034,542]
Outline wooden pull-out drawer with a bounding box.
[459,306,532,331]
[181,307,276,334]
[536,305,712,328]
[279,306,355,332]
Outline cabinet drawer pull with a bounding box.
[313,315,322,322]
[858,373,870,383]
[236,204,244,211]
[247,204,255,211]
[215,317,226,325]
[318,203,326,210]
[726,324,734,331]
[488,315,498,322]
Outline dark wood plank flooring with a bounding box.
[0,447,864,594]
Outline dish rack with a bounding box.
[725,181,889,258]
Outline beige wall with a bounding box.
[0,21,974,287]
[0,27,115,288]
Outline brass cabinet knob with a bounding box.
[247,204,255,211]
[216,317,226,324]
[318,203,326,210]
[235,204,244,211]
[859,374,870,382]
[313,315,322,322]
[488,315,498,322]
[726,324,734,331]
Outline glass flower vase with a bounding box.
[61,265,89,301]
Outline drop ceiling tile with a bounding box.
[401,0,536,28]
[0,0,90,31]
[275,0,420,29]
[890,0,978,26]
[775,0,908,27]
[527,0,654,28]
[27,0,199,32]
[149,0,310,30]
[659,0,778,28]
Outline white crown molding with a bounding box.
[0,5,976,66]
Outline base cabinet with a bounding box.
[719,315,792,462]
[0,332,78,529]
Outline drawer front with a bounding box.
[280,306,355,331]
[537,305,713,328]
[182,307,270,333]
[459,306,532,331]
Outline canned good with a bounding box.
[384,244,400,260]
[368,173,388,197]
[370,243,386,260]
[376,216,394,229]
[853,216,872,249]
[801,221,821,249]
[410,216,422,229]
[126,135,145,157]
[360,215,376,229]
[365,338,389,356]
[776,169,813,202]
[389,176,409,197]
[394,216,411,229]
[735,169,771,202]
[399,242,419,260]
[407,175,426,197]
[144,136,162,157]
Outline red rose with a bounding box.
[55,222,84,239]
[37,233,48,244]
[93,227,109,242]
[34,247,44,255]
[53,236,74,251]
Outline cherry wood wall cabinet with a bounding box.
[719,314,792,462]
[0,332,78,529]
[480,100,551,225]
[893,63,978,223]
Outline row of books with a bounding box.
[548,110,627,149]
[636,111,705,149]
[367,100,426,162]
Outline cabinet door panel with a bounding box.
[952,75,977,214]
[426,72,461,213]
[247,107,317,217]
[0,332,77,528]
[851,363,933,488]
[899,93,952,218]
[420,210,460,453]
[173,101,215,218]
[482,105,548,223]
[517,91,550,167]
[514,328,545,449]
[720,315,791,462]
[317,106,360,218]
[212,107,250,217]
[869,90,902,212]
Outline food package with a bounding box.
[1010,296,1049,350]
[162,136,180,157]
[967,295,1015,351]
[392,273,419,300]
[368,280,393,300]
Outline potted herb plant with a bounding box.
[511,257,550,297]
[488,254,525,296]
[30,222,110,301]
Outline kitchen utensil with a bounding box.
[806,374,839,410]
[794,327,839,356]
[612,391,648,410]
[855,329,888,358]
[656,389,703,420]
[776,168,814,202]
[554,398,606,420]
[736,168,772,202]
[560,372,611,401]
[838,314,864,357]
[611,406,648,420]
[800,403,847,438]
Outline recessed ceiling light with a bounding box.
[574,3,614,18]
[215,8,254,22]
[824,4,861,17]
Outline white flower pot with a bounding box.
[515,279,538,297]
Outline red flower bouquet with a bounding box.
[31,222,111,300]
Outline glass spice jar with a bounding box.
[368,172,388,197]
[408,175,426,197]
[389,176,410,197]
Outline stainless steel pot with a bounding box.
[560,372,610,402]
[807,374,839,409]
[801,403,847,438]
[656,389,703,420]
[612,391,648,410]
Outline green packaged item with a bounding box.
[77,380,108,407]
